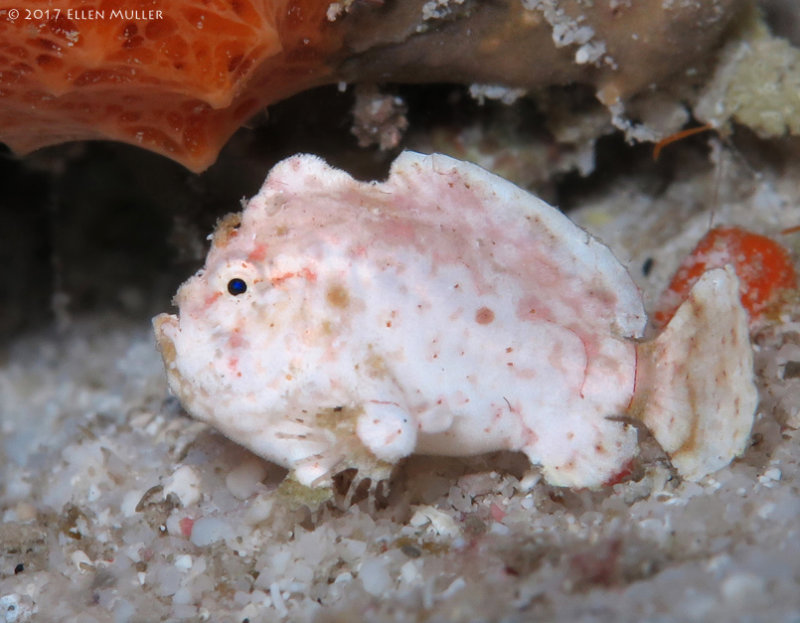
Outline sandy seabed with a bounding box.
[2,133,800,623]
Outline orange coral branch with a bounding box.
[652,123,714,161]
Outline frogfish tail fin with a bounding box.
[631,266,757,480]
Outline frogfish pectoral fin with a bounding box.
[630,266,757,480]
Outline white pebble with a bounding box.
[193,557,207,575]
[341,538,367,559]
[144,416,165,436]
[172,587,193,605]
[0,595,20,623]
[409,505,459,537]
[360,558,392,596]
[225,458,268,499]
[440,577,466,599]
[400,560,421,584]
[234,590,253,606]
[270,583,288,617]
[238,603,261,620]
[244,494,274,525]
[519,471,542,493]
[86,484,101,503]
[489,521,511,536]
[174,554,193,572]
[0,595,34,623]
[120,490,144,518]
[721,572,766,606]
[113,599,136,623]
[760,467,782,483]
[165,511,184,537]
[269,548,292,575]
[154,564,182,597]
[163,465,202,507]
[190,517,229,546]
[70,550,93,572]
[757,502,775,519]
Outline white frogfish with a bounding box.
[154,152,757,488]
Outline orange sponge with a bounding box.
[0,0,338,171]
[654,226,797,329]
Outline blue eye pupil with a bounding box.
[227,278,247,295]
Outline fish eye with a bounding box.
[227,278,248,296]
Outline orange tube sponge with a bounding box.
[0,0,339,171]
